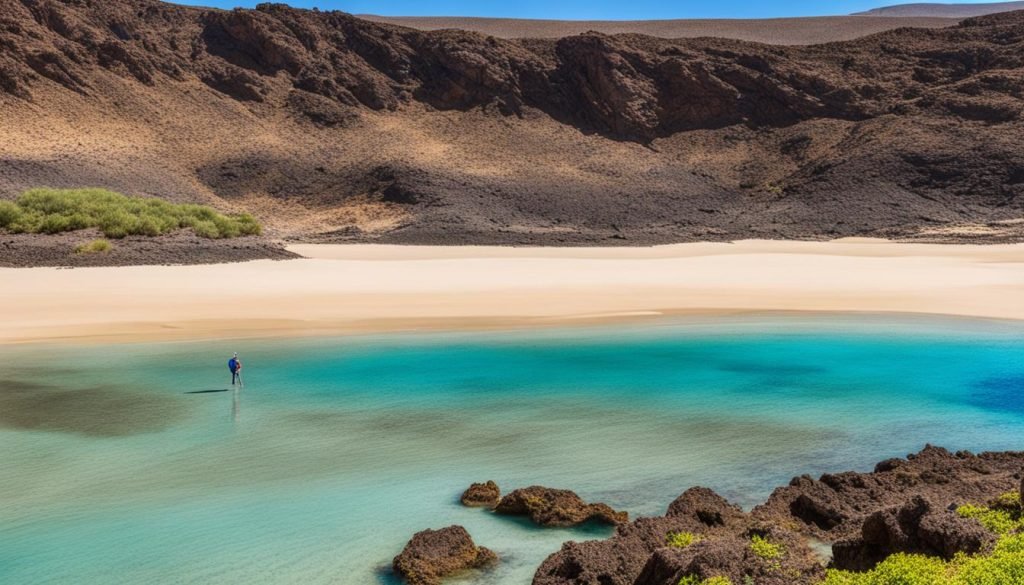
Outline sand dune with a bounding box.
[357,14,961,44]
[3,240,1023,344]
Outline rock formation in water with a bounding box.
[495,486,629,527]
[1,0,1023,261]
[534,486,824,585]
[461,480,501,508]
[392,525,497,585]
[533,446,1024,585]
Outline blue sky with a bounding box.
[168,1,994,20]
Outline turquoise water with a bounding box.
[2,313,1023,584]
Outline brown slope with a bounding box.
[0,0,1023,260]
[856,2,1024,18]
[355,15,962,45]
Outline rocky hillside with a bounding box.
[857,2,1024,18]
[1,0,1023,249]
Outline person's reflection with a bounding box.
[232,387,240,422]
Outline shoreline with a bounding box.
[2,239,1023,345]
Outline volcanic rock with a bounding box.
[534,447,1024,585]
[753,445,1024,541]
[495,486,628,527]
[634,527,825,585]
[2,1,1024,256]
[461,480,501,508]
[832,496,997,570]
[666,487,747,529]
[392,525,497,585]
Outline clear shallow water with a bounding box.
[1,313,1023,584]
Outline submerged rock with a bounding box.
[495,486,628,527]
[392,525,497,585]
[461,480,501,508]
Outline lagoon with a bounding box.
[1,313,1023,584]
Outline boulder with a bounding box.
[460,480,501,508]
[634,527,825,585]
[534,448,1024,585]
[392,525,497,585]
[534,489,749,585]
[831,496,995,571]
[754,445,1024,541]
[666,487,746,529]
[495,486,628,527]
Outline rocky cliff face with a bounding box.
[5,1,1022,140]
[1,0,1023,247]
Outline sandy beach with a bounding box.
[2,239,1023,344]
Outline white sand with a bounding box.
[2,239,1023,344]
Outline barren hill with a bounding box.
[856,2,1024,18]
[356,15,961,44]
[1,0,1023,262]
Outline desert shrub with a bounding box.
[74,239,112,254]
[0,200,22,227]
[190,219,220,239]
[750,535,784,560]
[0,188,261,239]
[667,531,702,548]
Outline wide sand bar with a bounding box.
[2,239,1023,344]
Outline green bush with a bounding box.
[0,188,262,239]
[678,576,732,585]
[750,535,785,560]
[74,239,112,254]
[957,493,1024,536]
[667,532,702,548]
[823,553,946,585]
[0,200,22,227]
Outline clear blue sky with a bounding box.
[168,1,993,20]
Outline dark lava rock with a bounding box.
[534,488,753,585]
[461,480,501,508]
[634,527,825,585]
[495,486,628,527]
[534,494,825,585]
[666,487,747,529]
[832,496,996,571]
[392,525,497,585]
[753,445,1024,541]
[534,448,1024,585]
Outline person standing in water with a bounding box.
[228,352,243,386]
